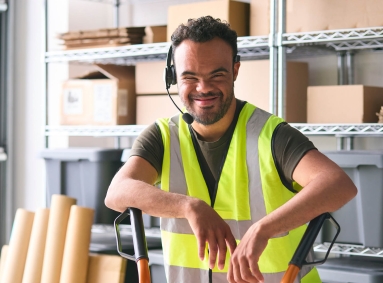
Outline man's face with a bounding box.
[174,38,240,125]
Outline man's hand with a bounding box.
[227,223,268,283]
[185,199,237,270]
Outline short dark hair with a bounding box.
[171,16,238,60]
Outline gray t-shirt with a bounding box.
[129,99,316,189]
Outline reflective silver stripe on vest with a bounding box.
[165,265,209,283]
[246,108,270,224]
[168,116,188,195]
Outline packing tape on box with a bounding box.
[22,208,50,283]
[40,195,76,283]
[1,209,35,283]
[86,254,127,283]
[59,205,94,283]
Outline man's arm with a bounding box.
[105,155,237,270]
[227,149,357,283]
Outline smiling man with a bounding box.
[105,16,357,283]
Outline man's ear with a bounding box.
[233,61,240,81]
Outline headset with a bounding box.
[163,45,194,124]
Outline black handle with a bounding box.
[114,207,149,262]
[290,212,340,268]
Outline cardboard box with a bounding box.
[136,95,182,125]
[60,65,136,125]
[143,26,167,44]
[235,60,308,123]
[250,0,383,36]
[136,61,177,95]
[307,85,383,123]
[167,0,250,41]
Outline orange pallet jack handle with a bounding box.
[281,213,340,283]
[114,208,151,283]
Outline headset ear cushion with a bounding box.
[170,65,177,85]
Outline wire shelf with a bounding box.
[45,125,147,137]
[45,36,270,64]
[315,243,383,258]
[283,27,383,45]
[291,123,383,136]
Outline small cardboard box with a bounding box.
[60,65,136,125]
[136,61,177,95]
[167,0,249,41]
[235,60,308,123]
[136,95,182,125]
[143,26,167,44]
[250,0,383,36]
[307,85,383,123]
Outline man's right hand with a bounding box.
[185,198,237,270]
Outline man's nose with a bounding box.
[196,79,214,93]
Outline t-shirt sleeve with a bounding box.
[128,122,164,177]
[273,123,317,185]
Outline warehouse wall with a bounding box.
[12,0,383,217]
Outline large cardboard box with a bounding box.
[235,60,308,123]
[136,61,177,95]
[136,95,182,125]
[60,65,136,125]
[167,0,250,41]
[307,85,383,123]
[250,0,383,36]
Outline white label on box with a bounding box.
[93,84,113,122]
[118,89,128,116]
[63,88,83,115]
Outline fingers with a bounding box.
[228,256,264,283]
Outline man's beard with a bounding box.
[181,89,234,126]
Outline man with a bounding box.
[105,16,357,283]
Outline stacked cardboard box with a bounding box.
[57,27,146,49]
[307,85,383,123]
[60,64,136,126]
[167,0,250,41]
[251,0,383,35]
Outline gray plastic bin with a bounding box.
[322,150,383,248]
[317,257,383,283]
[40,148,123,224]
[148,249,167,283]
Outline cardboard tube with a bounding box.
[86,254,127,283]
[0,245,9,283]
[41,195,76,283]
[22,208,50,283]
[59,205,94,283]
[1,209,35,283]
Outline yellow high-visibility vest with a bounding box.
[156,103,321,283]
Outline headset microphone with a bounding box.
[164,45,194,125]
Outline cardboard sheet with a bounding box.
[41,195,76,283]
[22,208,50,283]
[59,206,94,283]
[86,254,127,283]
[1,209,35,283]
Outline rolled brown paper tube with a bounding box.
[0,245,9,282]
[40,195,76,283]
[22,208,50,283]
[1,209,35,283]
[59,205,94,283]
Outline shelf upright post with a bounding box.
[277,0,286,119]
[337,52,347,85]
[346,51,355,85]
[114,0,120,28]
[269,0,278,115]
[43,0,49,148]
